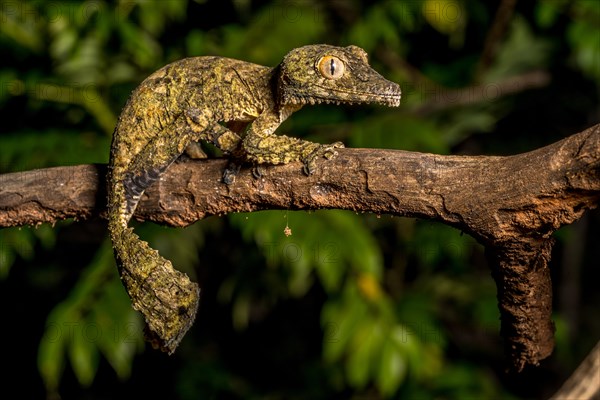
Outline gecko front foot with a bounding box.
[302,141,345,175]
[222,161,242,185]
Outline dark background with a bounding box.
[0,1,598,399]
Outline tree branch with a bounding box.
[550,340,600,400]
[1,123,599,371]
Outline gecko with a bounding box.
[107,44,402,354]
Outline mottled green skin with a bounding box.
[108,44,401,353]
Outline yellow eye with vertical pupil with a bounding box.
[318,55,345,79]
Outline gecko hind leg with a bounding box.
[122,164,169,218]
[183,141,208,160]
[199,121,245,184]
[121,109,238,216]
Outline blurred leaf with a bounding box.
[422,0,467,36]
[321,286,370,363]
[322,282,419,396]
[118,20,163,69]
[145,223,206,280]
[484,16,551,82]
[50,27,78,61]
[0,1,44,51]
[0,70,20,102]
[409,222,476,271]
[535,0,568,27]
[348,2,402,51]
[433,363,500,398]
[0,226,53,279]
[37,240,143,392]
[95,278,144,379]
[395,293,446,349]
[567,1,600,82]
[349,113,448,153]
[440,108,498,145]
[69,326,99,386]
[472,286,501,328]
[54,36,103,83]
[225,210,384,330]
[202,4,319,64]
[38,307,68,395]
[230,210,383,293]
[346,319,383,389]
[0,130,111,170]
[186,29,206,56]
[377,336,407,397]
[356,272,384,302]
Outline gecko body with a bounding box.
[108,44,401,353]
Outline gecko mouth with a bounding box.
[285,90,401,107]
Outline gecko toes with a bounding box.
[302,142,344,175]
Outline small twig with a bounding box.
[411,70,550,115]
[475,0,518,81]
[375,46,442,90]
[375,46,550,115]
[550,340,600,400]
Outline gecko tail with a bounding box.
[110,221,200,354]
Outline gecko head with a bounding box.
[278,44,401,108]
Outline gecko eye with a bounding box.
[317,56,345,80]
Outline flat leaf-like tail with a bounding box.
[109,219,200,354]
[108,164,200,354]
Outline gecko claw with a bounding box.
[302,141,345,175]
[222,162,242,185]
[252,165,266,179]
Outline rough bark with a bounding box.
[1,123,599,370]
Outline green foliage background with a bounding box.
[0,1,598,399]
